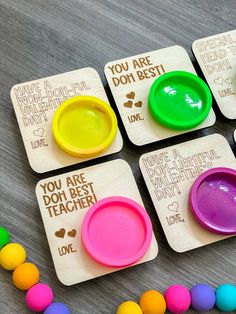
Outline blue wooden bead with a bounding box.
[216,284,236,312]
[191,283,215,311]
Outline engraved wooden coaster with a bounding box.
[139,134,236,253]
[192,30,236,119]
[11,68,123,173]
[104,46,215,146]
[36,159,158,286]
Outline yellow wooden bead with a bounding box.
[13,262,40,290]
[117,301,143,314]
[0,243,26,270]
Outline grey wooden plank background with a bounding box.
[0,0,236,313]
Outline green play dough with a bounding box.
[0,227,10,250]
[148,71,212,130]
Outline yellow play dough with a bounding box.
[58,105,111,149]
[52,96,118,157]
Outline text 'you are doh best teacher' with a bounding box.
[39,173,98,218]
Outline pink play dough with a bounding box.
[82,196,153,267]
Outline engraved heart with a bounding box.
[168,202,179,212]
[214,77,223,85]
[134,101,143,108]
[225,77,232,84]
[33,127,44,137]
[126,91,135,99]
[55,228,65,238]
[68,229,76,238]
[124,100,133,108]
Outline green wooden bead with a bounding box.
[0,227,10,250]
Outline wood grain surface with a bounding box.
[0,0,235,313]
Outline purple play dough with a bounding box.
[189,168,236,234]
[191,284,216,311]
[44,302,71,314]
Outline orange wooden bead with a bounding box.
[140,290,166,314]
[12,262,40,290]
